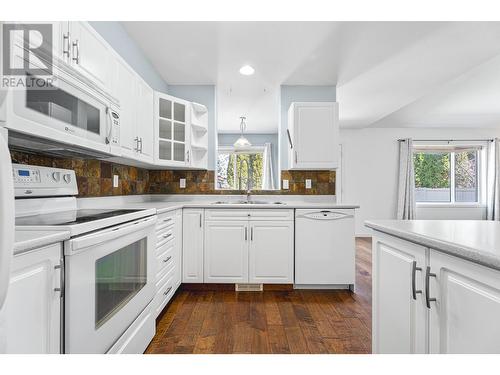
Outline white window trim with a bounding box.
[413,141,488,208]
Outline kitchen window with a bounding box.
[216,146,264,190]
[413,142,486,205]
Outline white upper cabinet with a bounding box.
[66,22,112,91]
[135,78,154,162]
[111,59,154,163]
[112,60,137,157]
[428,250,500,354]
[154,92,191,167]
[372,234,428,354]
[287,102,339,170]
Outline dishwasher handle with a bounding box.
[299,211,353,220]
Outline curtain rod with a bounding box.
[397,138,494,142]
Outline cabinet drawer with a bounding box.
[156,226,174,248]
[154,267,177,317]
[156,212,176,232]
[156,243,175,280]
[205,209,294,221]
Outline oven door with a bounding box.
[64,215,157,354]
[6,54,115,155]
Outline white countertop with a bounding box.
[14,230,70,255]
[366,220,500,271]
[77,194,359,214]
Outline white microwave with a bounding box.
[1,60,121,157]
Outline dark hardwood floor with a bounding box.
[145,237,372,354]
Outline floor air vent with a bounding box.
[235,284,263,292]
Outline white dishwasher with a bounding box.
[295,209,355,289]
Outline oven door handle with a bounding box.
[67,215,157,252]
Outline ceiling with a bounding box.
[122,21,500,132]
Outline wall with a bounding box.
[279,85,336,170]
[218,133,279,187]
[89,22,169,92]
[167,85,217,170]
[339,127,500,236]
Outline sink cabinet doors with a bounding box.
[204,221,249,283]
[249,221,294,283]
[199,209,294,284]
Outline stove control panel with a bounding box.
[13,164,78,197]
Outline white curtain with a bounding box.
[262,142,275,190]
[486,138,500,220]
[396,138,416,220]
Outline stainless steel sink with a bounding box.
[212,200,285,205]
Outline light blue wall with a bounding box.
[89,22,169,92]
[168,85,217,170]
[218,133,279,186]
[279,85,336,169]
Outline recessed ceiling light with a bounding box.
[239,65,255,76]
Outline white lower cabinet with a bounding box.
[0,243,62,353]
[249,221,294,283]
[373,231,500,354]
[182,209,204,283]
[204,221,248,283]
[428,250,500,354]
[372,234,427,354]
[203,209,294,284]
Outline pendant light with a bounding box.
[233,116,252,149]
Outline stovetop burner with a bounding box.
[16,209,144,226]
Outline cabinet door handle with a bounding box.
[163,233,172,239]
[425,266,437,308]
[411,261,422,300]
[62,32,71,57]
[139,137,143,153]
[250,227,253,241]
[164,286,172,296]
[186,150,190,163]
[163,256,172,263]
[71,39,80,64]
[286,129,293,149]
[295,151,298,163]
[54,260,64,299]
[134,137,139,152]
[199,213,202,228]
[245,227,248,241]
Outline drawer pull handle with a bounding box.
[163,218,173,223]
[164,286,172,296]
[163,256,172,263]
[163,233,172,239]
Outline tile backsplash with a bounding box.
[10,151,335,197]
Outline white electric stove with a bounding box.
[14,163,158,354]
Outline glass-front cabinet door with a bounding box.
[155,92,189,166]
